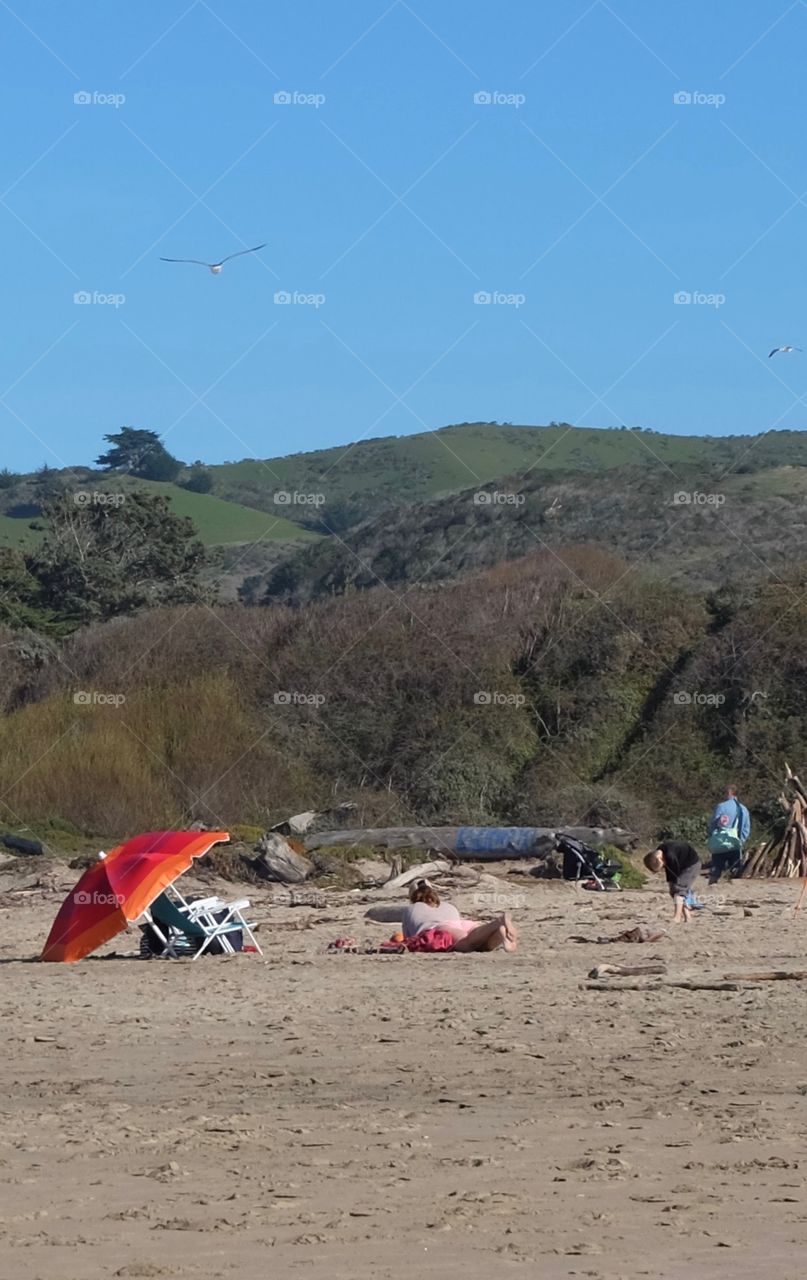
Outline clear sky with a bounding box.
[2,0,806,471]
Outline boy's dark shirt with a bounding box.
[659,840,701,891]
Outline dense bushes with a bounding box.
[2,550,807,841]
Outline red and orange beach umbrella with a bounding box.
[41,830,229,963]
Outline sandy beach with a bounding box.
[3,865,807,1280]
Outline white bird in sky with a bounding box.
[159,244,266,274]
[768,345,803,358]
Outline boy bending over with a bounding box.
[643,840,701,924]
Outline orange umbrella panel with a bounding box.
[41,830,229,963]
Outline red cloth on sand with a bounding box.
[403,926,456,953]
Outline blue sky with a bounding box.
[2,0,807,471]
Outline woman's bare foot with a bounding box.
[499,913,518,952]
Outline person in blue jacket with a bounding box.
[707,784,751,883]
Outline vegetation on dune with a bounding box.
[0,550,803,846]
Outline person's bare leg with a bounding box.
[453,913,518,953]
[673,895,687,924]
[441,919,482,943]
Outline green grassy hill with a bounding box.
[114,480,317,547]
[248,458,807,606]
[0,480,317,551]
[209,423,807,526]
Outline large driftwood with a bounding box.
[304,825,635,857]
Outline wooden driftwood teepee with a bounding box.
[742,765,807,878]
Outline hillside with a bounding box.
[0,476,317,550]
[247,462,807,606]
[208,423,807,528]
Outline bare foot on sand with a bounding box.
[499,913,518,952]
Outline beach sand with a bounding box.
[2,866,807,1279]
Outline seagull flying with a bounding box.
[160,244,266,274]
[769,345,803,358]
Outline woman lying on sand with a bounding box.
[401,879,518,953]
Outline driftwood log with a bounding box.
[722,970,807,982]
[586,980,743,992]
[382,860,452,889]
[303,825,635,857]
[588,962,667,978]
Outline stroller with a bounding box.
[556,834,622,892]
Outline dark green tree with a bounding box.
[27,490,210,624]
[180,465,214,494]
[0,549,66,634]
[96,427,182,482]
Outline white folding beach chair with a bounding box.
[139,888,262,958]
[165,883,262,956]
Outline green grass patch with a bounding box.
[604,845,647,889]
[0,513,40,549]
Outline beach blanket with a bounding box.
[454,826,546,857]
